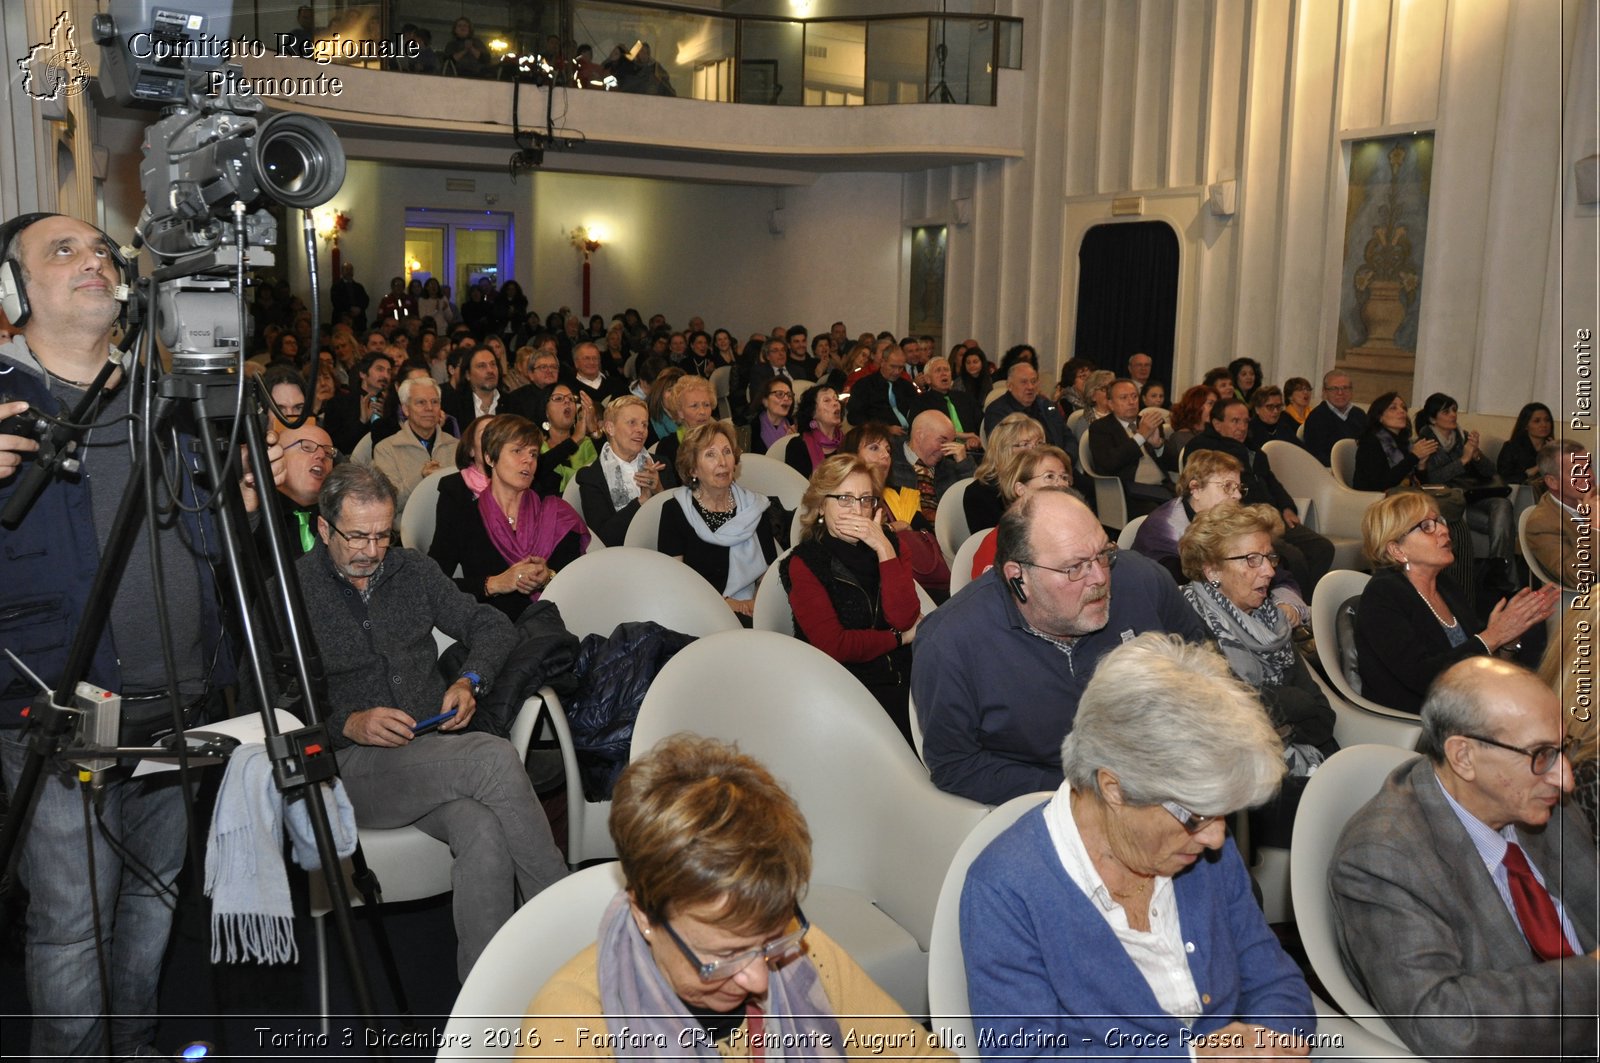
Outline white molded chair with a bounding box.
[1116,513,1148,549]
[1307,569,1422,749]
[1291,744,1418,1049]
[1075,433,1129,530]
[560,477,606,551]
[710,364,732,419]
[927,792,1050,1060]
[630,631,989,1019]
[441,861,626,1055]
[738,452,810,509]
[791,378,815,403]
[1262,440,1380,571]
[948,529,992,595]
[1065,408,1089,443]
[1330,437,1359,488]
[537,549,744,866]
[621,490,679,550]
[398,468,454,554]
[933,478,973,563]
[982,382,1007,410]
[752,548,937,636]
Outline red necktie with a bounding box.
[1503,842,1575,960]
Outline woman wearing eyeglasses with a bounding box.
[962,633,1314,1057]
[966,444,1075,580]
[1131,452,1310,629]
[1177,504,1337,847]
[430,415,589,622]
[781,455,923,743]
[521,735,945,1060]
[1246,386,1298,448]
[1355,492,1558,714]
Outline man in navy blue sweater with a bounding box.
[912,489,1208,805]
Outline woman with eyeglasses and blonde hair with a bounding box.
[962,633,1313,1057]
[1355,491,1558,714]
[964,412,1047,535]
[520,735,946,1059]
[966,444,1074,581]
[782,454,923,743]
[1178,504,1337,846]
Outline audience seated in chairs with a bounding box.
[534,383,600,497]
[519,735,943,1059]
[1176,503,1338,847]
[1413,391,1516,566]
[1525,438,1593,590]
[960,634,1314,1054]
[781,455,923,743]
[1131,450,1309,626]
[576,396,667,547]
[430,415,590,622]
[965,445,1074,582]
[964,412,1045,536]
[1086,378,1175,518]
[654,374,718,487]
[1354,491,1556,714]
[911,357,982,453]
[887,410,976,527]
[981,360,1070,451]
[780,384,845,479]
[298,463,567,982]
[1496,401,1556,486]
[657,420,778,624]
[746,375,796,456]
[842,422,951,598]
[372,375,457,514]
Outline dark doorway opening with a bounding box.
[1073,221,1179,391]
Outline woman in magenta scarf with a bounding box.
[782,384,845,479]
[430,415,590,621]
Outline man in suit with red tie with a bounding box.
[1330,656,1597,1061]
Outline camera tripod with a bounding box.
[0,249,406,1056]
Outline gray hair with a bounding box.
[396,375,439,406]
[1417,657,1510,763]
[1537,437,1585,481]
[1060,633,1285,813]
[319,462,398,526]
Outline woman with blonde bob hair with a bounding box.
[658,420,777,622]
[965,444,1075,580]
[783,454,922,742]
[521,736,942,1058]
[962,633,1312,1054]
[655,374,719,487]
[965,412,1047,533]
[1178,503,1338,844]
[1355,491,1557,713]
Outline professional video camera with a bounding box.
[94,0,344,370]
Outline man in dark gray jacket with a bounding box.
[297,463,566,980]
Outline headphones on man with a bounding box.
[0,212,130,327]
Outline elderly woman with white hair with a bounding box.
[961,633,1315,1058]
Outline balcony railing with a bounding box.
[243,1,1023,107]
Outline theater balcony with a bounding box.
[233,3,1027,184]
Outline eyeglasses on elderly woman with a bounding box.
[659,908,811,982]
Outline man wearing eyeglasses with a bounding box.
[1302,370,1366,465]
[264,422,335,557]
[296,462,568,981]
[912,490,1207,805]
[1330,657,1597,1060]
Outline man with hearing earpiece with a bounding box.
[0,212,280,1059]
[910,490,1207,806]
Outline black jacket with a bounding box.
[1354,566,1485,714]
[849,372,920,429]
[912,388,982,437]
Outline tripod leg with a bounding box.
[346,846,416,1027]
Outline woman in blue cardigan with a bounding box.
[961,633,1315,1058]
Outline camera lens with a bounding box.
[251,113,346,209]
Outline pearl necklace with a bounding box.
[1419,591,1457,629]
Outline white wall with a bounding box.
[927,0,1595,416]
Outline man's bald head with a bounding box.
[909,409,956,465]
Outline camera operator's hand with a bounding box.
[239,431,288,513]
[0,400,40,479]
[343,707,417,747]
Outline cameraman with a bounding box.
[0,212,279,1058]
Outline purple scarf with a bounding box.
[803,425,842,470]
[476,488,590,599]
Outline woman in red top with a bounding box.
[781,454,922,744]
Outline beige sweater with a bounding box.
[516,926,952,1061]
